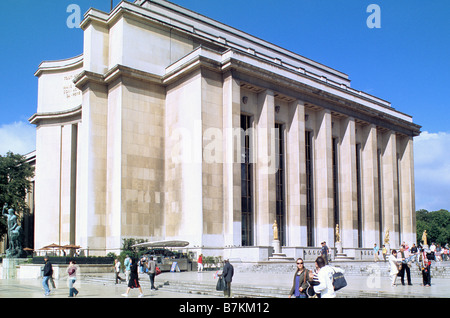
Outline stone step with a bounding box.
[157,280,289,298]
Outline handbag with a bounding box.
[216,276,227,291]
[155,266,161,276]
[332,268,347,291]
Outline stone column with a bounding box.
[286,100,306,246]
[75,78,109,255]
[398,135,416,245]
[339,117,357,248]
[381,131,399,248]
[60,124,78,246]
[222,72,242,247]
[361,124,380,247]
[314,109,334,245]
[255,90,276,246]
[164,70,203,247]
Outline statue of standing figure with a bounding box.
[335,224,341,243]
[384,228,390,245]
[422,230,428,246]
[272,220,279,241]
[2,203,25,258]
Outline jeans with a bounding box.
[69,278,78,297]
[42,276,50,295]
[149,273,156,289]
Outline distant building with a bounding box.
[29,0,421,261]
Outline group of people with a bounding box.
[114,255,158,297]
[387,242,441,287]
[289,255,345,298]
[42,256,79,297]
[41,254,159,297]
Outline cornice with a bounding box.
[29,105,82,126]
[35,54,83,77]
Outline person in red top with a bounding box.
[197,254,203,272]
[421,248,432,287]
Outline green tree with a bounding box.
[416,209,450,246]
[0,152,35,240]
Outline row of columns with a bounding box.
[223,75,416,249]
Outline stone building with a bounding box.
[29,0,421,261]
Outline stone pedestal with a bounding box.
[385,243,391,255]
[268,240,295,262]
[2,258,27,279]
[336,241,343,254]
[272,240,281,254]
[334,242,354,260]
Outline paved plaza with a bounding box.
[1,261,449,299]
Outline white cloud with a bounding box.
[0,121,36,156]
[414,131,450,211]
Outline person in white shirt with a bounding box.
[389,249,400,286]
[313,256,345,298]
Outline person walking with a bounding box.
[313,256,344,298]
[42,256,53,296]
[147,256,157,290]
[197,254,204,272]
[122,257,144,297]
[289,258,310,298]
[320,241,330,264]
[389,249,400,286]
[373,243,379,262]
[221,259,234,298]
[114,258,125,284]
[382,245,387,262]
[124,254,131,282]
[67,260,79,297]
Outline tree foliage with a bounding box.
[0,152,35,240]
[416,209,450,246]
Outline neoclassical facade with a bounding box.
[30,0,421,260]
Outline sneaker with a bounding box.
[139,293,144,298]
[121,293,128,297]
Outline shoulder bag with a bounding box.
[332,268,347,291]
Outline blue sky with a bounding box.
[0,0,449,211]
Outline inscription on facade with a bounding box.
[63,75,81,99]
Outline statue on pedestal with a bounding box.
[335,224,343,254]
[272,220,279,241]
[2,203,25,258]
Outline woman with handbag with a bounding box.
[289,258,310,298]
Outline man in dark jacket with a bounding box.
[222,259,234,298]
[42,256,53,296]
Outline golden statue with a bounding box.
[272,220,279,241]
[335,224,340,243]
[384,228,390,244]
[422,230,428,246]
